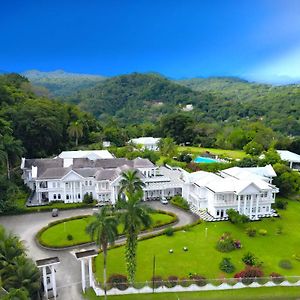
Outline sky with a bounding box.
[1,0,300,83]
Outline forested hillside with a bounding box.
[23,69,106,97]
[62,73,300,136]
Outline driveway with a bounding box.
[0,204,197,300]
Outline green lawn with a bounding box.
[39,212,176,247]
[95,199,300,282]
[178,146,247,160]
[84,286,300,300]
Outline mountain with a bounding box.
[22,69,106,97]
[63,73,300,135]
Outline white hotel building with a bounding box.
[21,150,279,221]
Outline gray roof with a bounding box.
[24,156,154,180]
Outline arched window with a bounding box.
[66,195,69,200]
[58,194,61,200]
[53,194,56,200]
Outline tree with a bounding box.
[0,135,24,179]
[243,141,264,156]
[86,207,118,300]
[157,137,177,158]
[67,121,83,146]
[0,226,40,298]
[118,190,152,284]
[2,288,29,300]
[119,170,145,196]
[226,209,249,224]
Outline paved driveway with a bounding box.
[0,203,197,300]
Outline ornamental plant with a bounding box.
[242,252,257,266]
[219,257,235,273]
[216,232,240,252]
[234,266,263,284]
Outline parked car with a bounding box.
[160,197,168,205]
[51,209,58,217]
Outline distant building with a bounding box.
[102,141,111,148]
[129,137,161,151]
[182,104,194,111]
[277,150,300,170]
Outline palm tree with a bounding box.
[157,137,177,158]
[0,135,24,179]
[119,190,152,284]
[119,169,145,196]
[86,206,118,300]
[67,121,83,146]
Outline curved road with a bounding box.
[0,203,197,300]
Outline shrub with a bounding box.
[67,234,73,241]
[270,272,284,284]
[179,277,191,287]
[274,198,288,210]
[279,259,293,270]
[170,195,190,211]
[227,209,249,224]
[108,274,128,290]
[83,192,94,204]
[242,252,257,266]
[164,227,174,237]
[151,276,163,288]
[258,229,267,236]
[246,227,257,237]
[219,257,235,273]
[234,266,263,284]
[165,275,179,288]
[216,232,237,252]
[189,274,207,286]
[276,226,283,235]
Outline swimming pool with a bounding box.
[194,156,218,163]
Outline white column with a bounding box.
[256,196,259,219]
[243,198,247,215]
[51,265,57,300]
[88,257,93,287]
[237,196,240,213]
[42,267,48,299]
[81,259,86,292]
[250,197,253,219]
[80,182,82,201]
[64,183,66,202]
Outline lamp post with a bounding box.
[152,255,156,293]
[205,227,208,238]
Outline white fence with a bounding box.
[91,276,300,296]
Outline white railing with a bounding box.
[91,276,300,296]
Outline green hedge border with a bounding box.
[36,210,178,249]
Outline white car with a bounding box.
[160,197,168,205]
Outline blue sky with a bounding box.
[1,0,300,83]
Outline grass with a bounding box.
[178,146,247,160]
[39,212,176,247]
[94,198,300,282]
[84,286,300,299]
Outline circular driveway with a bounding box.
[0,203,197,299]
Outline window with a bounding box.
[89,181,92,186]
[53,194,56,200]
[58,194,61,200]
[216,210,220,216]
[57,182,60,188]
[266,206,269,212]
[240,195,244,201]
[53,182,56,188]
[78,193,81,199]
[264,192,268,197]
[246,195,251,200]
[66,195,69,200]
[85,181,88,186]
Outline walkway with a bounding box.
[0,203,197,300]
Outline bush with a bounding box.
[189,274,207,287]
[179,277,191,287]
[170,196,190,211]
[164,227,174,237]
[258,229,267,236]
[67,234,73,241]
[151,276,163,288]
[246,227,257,237]
[216,232,237,252]
[234,266,263,284]
[108,274,128,290]
[270,272,284,284]
[276,226,283,235]
[227,209,249,224]
[279,259,293,270]
[165,275,179,288]
[274,198,288,210]
[83,192,94,204]
[219,257,235,273]
[242,252,257,266]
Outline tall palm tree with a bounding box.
[86,206,118,300]
[157,137,177,158]
[0,135,24,179]
[67,121,83,146]
[119,169,145,196]
[119,190,152,284]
